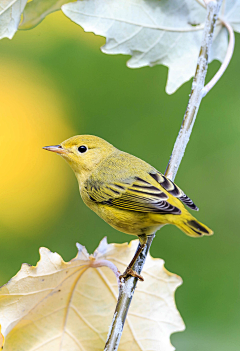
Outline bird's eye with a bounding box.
[78,145,88,153]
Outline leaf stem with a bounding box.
[104,1,222,350]
[202,19,235,97]
[90,259,121,288]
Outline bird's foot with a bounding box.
[119,268,144,282]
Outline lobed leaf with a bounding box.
[0,238,184,351]
[61,0,239,93]
[2,0,240,94]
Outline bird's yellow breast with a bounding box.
[81,188,163,235]
[80,185,186,236]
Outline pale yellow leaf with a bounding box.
[0,238,184,351]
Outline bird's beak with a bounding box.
[43,145,67,155]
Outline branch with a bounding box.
[165,0,223,181]
[104,234,155,351]
[104,1,223,350]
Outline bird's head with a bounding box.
[43,135,116,182]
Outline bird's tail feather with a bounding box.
[176,217,213,237]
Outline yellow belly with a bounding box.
[82,191,167,236]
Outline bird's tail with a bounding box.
[176,216,213,237]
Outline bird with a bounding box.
[43,135,213,280]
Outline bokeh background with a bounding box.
[0,10,239,351]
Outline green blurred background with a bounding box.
[0,10,239,351]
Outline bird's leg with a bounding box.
[120,234,147,282]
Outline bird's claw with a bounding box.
[119,268,144,281]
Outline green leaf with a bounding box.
[20,0,76,30]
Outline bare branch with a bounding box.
[104,1,223,350]
[104,234,155,351]
[165,0,222,181]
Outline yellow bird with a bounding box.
[43,135,213,280]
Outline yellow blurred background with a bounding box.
[0,60,74,230]
[0,9,240,351]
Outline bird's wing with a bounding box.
[149,171,199,211]
[86,176,181,215]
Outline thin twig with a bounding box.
[104,1,223,350]
[104,234,155,351]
